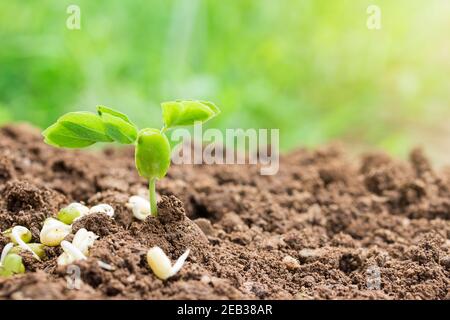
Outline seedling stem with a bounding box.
[149,178,157,217]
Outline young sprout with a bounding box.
[57,228,98,266]
[71,228,98,255]
[89,204,115,218]
[146,246,190,280]
[43,101,220,217]
[58,241,86,266]
[11,226,40,261]
[57,202,90,225]
[3,226,32,244]
[127,196,151,221]
[40,218,72,247]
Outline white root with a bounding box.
[57,228,98,266]
[146,247,190,280]
[0,243,14,266]
[72,228,98,255]
[89,204,115,218]
[127,196,151,220]
[12,226,40,261]
[171,249,190,275]
[97,260,116,271]
[58,241,87,266]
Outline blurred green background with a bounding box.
[0,0,449,162]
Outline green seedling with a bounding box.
[43,100,220,217]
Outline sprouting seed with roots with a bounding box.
[127,196,151,221]
[0,243,14,267]
[10,226,41,261]
[0,226,36,276]
[58,202,115,225]
[146,247,190,280]
[89,204,115,218]
[57,228,98,266]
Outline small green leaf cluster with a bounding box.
[43,100,220,216]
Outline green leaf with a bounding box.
[43,111,115,148]
[58,112,113,142]
[161,100,221,129]
[97,106,138,144]
[135,129,171,180]
[43,123,97,148]
[97,105,132,124]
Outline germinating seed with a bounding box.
[146,246,190,280]
[57,228,98,266]
[58,202,89,224]
[10,243,46,260]
[40,218,72,247]
[0,243,14,266]
[0,253,25,277]
[11,226,40,261]
[58,240,87,266]
[72,228,98,255]
[89,204,115,218]
[3,226,32,244]
[127,195,151,221]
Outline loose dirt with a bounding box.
[0,124,448,299]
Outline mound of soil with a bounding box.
[0,124,449,300]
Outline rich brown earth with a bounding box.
[0,124,449,300]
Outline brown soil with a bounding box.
[0,124,449,300]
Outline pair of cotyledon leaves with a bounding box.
[43,100,220,149]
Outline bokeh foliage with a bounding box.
[0,0,449,158]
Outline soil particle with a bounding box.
[131,196,210,261]
[0,125,449,300]
[339,253,363,273]
[0,155,16,183]
[194,218,216,237]
[2,180,65,214]
[0,180,66,238]
[72,213,122,237]
[87,191,134,228]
